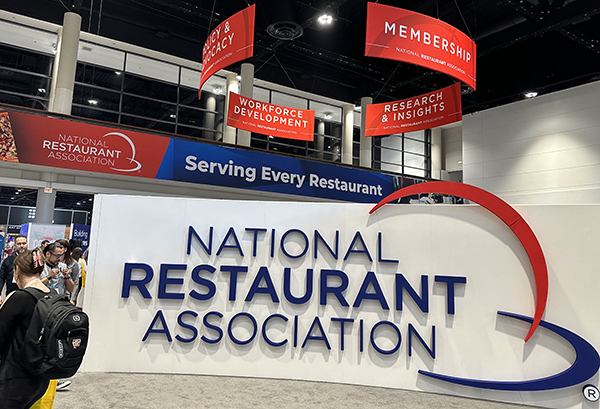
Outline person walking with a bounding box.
[0,235,28,305]
[0,249,50,408]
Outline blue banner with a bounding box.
[156,139,397,203]
[71,223,91,252]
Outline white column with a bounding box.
[48,12,81,115]
[342,104,354,165]
[359,97,372,168]
[316,120,325,160]
[431,127,442,180]
[222,73,239,144]
[34,173,57,224]
[203,95,216,140]
[237,63,254,147]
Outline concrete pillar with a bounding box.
[431,127,442,180]
[359,97,372,168]
[203,95,216,140]
[237,63,254,147]
[342,104,354,165]
[316,120,325,160]
[222,73,239,144]
[34,173,57,224]
[48,12,81,115]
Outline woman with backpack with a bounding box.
[0,249,50,408]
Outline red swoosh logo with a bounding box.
[369,181,548,342]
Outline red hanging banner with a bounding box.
[227,93,315,141]
[365,83,462,136]
[365,3,476,90]
[199,5,255,93]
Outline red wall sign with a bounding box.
[0,110,170,178]
[227,93,315,141]
[365,83,462,136]
[365,3,476,90]
[199,5,255,93]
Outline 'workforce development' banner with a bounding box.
[199,5,255,92]
[227,93,315,141]
[365,83,462,136]
[365,3,476,90]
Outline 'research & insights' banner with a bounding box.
[199,5,255,93]
[365,83,462,136]
[227,93,315,141]
[365,3,476,90]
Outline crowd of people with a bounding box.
[0,235,89,408]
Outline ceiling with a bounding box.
[3,0,599,114]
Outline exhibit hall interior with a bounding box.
[0,1,599,408]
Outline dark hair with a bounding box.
[57,239,74,265]
[72,247,83,259]
[14,249,44,277]
[44,242,64,258]
[41,239,49,245]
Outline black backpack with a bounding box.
[19,287,89,379]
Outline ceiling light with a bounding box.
[115,71,122,75]
[213,87,223,95]
[38,88,46,93]
[88,99,99,105]
[524,91,538,98]
[318,14,333,25]
[169,114,177,119]
[236,75,242,81]
[324,112,332,119]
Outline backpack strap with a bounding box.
[20,287,56,303]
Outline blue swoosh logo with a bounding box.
[419,311,600,391]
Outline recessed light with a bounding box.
[169,114,176,119]
[115,71,122,75]
[318,14,333,25]
[524,91,538,98]
[236,75,242,81]
[38,88,46,93]
[213,87,223,95]
[88,99,99,105]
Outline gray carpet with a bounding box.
[53,373,542,409]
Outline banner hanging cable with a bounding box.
[452,0,473,38]
[373,62,401,101]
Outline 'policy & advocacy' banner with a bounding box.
[365,3,476,90]
[227,92,315,141]
[365,83,462,136]
[200,5,255,92]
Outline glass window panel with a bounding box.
[254,87,270,103]
[405,130,426,142]
[381,148,401,165]
[309,101,341,122]
[353,110,361,128]
[271,91,307,110]
[0,44,53,75]
[180,67,202,90]
[0,92,48,110]
[125,54,179,85]
[53,210,72,225]
[0,70,50,97]
[380,163,402,173]
[71,106,119,123]
[72,211,88,225]
[404,138,425,155]
[8,207,30,225]
[123,74,177,102]
[78,42,125,71]
[404,152,426,170]
[120,115,175,133]
[73,84,120,112]
[0,206,8,224]
[75,63,122,90]
[404,167,426,178]
[381,134,403,150]
[121,95,176,122]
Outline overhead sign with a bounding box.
[0,108,398,203]
[83,184,600,408]
[365,3,476,90]
[1,110,170,177]
[227,92,315,141]
[199,5,255,93]
[365,83,462,136]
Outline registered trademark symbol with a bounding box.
[583,384,600,402]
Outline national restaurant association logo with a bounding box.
[370,181,600,392]
[42,130,142,173]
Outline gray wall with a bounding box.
[463,80,600,204]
